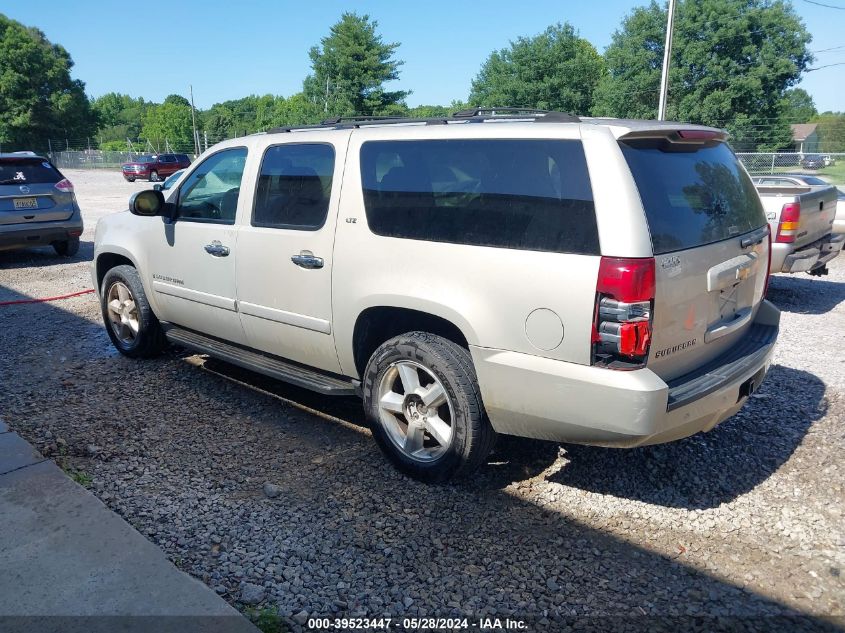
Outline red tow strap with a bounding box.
[0,288,95,307]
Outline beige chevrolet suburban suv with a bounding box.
[92,109,780,482]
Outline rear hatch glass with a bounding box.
[621,139,769,381]
[0,157,61,185]
[620,141,765,254]
[0,157,73,225]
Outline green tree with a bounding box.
[0,14,96,151]
[163,94,191,108]
[303,12,409,117]
[593,0,813,151]
[92,92,149,146]
[141,100,193,152]
[782,88,817,124]
[469,23,605,115]
[813,113,845,152]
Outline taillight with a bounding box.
[54,179,74,193]
[775,202,800,243]
[592,257,655,369]
[763,226,772,297]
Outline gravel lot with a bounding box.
[0,169,843,631]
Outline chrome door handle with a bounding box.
[291,252,324,269]
[204,241,230,257]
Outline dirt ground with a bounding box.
[0,169,843,631]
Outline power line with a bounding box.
[801,0,845,8]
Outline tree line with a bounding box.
[2,3,843,156]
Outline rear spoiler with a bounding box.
[618,128,729,145]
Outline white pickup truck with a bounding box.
[755,184,844,276]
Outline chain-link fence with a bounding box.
[43,135,227,170]
[736,152,844,186]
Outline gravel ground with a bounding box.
[0,169,843,631]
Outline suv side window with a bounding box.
[176,147,247,224]
[360,139,598,254]
[160,155,176,163]
[252,143,335,230]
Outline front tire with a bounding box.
[149,170,159,182]
[53,237,80,257]
[362,332,496,483]
[101,265,167,358]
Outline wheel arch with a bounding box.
[95,250,138,291]
[351,305,475,378]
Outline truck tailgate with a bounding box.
[758,185,837,248]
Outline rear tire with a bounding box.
[362,332,496,483]
[101,265,167,358]
[126,177,135,182]
[149,170,159,182]
[53,237,80,257]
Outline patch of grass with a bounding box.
[68,469,92,486]
[246,606,287,633]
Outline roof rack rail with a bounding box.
[265,108,580,134]
[452,107,580,122]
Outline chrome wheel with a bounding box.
[377,360,454,462]
[106,281,140,346]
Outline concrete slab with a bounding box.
[0,458,257,632]
[0,431,45,475]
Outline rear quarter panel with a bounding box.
[332,124,619,379]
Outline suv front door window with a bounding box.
[176,148,247,223]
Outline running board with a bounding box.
[164,325,356,396]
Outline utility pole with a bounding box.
[204,130,208,152]
[657,0,677,121]
[325,76,330,114]
[189,84,200,156]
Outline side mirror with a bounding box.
[153,183,163,192]
[129,189,165,217]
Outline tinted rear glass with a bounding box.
[361,139,599,254]
[0,158,61,185]
[621,141,766,254]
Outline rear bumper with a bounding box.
[833,219,845,235]
[471,300,780,447]
[0,216,84,251]
[771,233,845,273]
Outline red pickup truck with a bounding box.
[121,153,191,182]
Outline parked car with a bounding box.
[800,154,826,170]
[0,152,83,256]
[121,153,191,182]
[153,169,185,193]
[751,174,830,187]
[93,110,781,482]
[755,183,843,275]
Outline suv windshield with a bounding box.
[621,140,766,254]
[0,157,61,184]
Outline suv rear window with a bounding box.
[620,140,766,254]
[0,157,61,184]
[360,139,599,254]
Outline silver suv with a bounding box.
[0,152,83,256]
[92,109,780,482]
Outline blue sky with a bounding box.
[3,0,843,113]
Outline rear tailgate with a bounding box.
[620,133,769,382]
